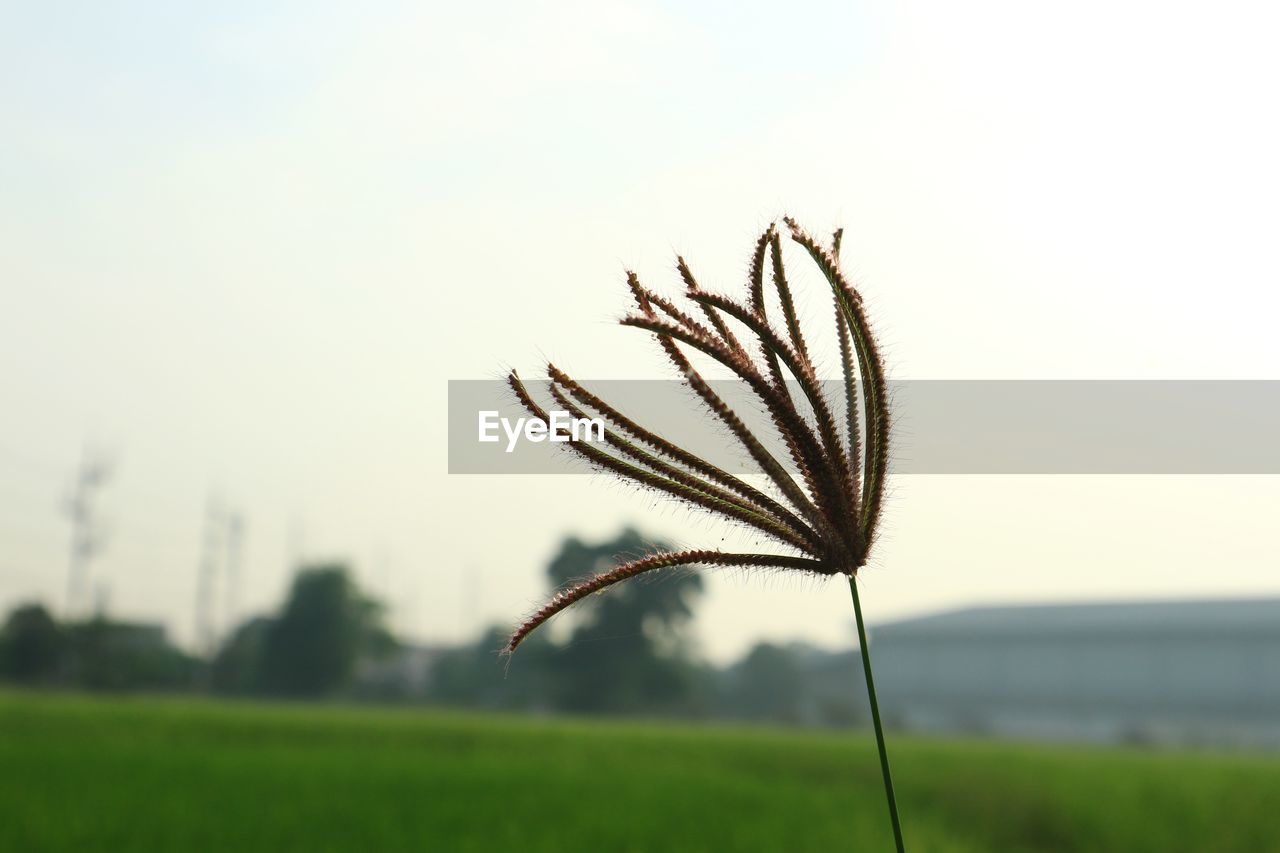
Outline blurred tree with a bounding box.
[210,616,273,694]
[256,564,394,696]
[543,528,708,715]
[66,617,194,690]
[0,603,65,684]
[726,642,805,723]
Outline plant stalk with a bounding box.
[849,575,905,852]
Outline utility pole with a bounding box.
[63,447,112,620]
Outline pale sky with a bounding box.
[2,1,1279,663]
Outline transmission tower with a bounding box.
[63,447,112,620]
[195,499,248,661]
[194,498,223,659]
[222,512,245,633]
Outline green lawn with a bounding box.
[1,691,1277,852]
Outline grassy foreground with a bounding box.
[1,691,1277,852]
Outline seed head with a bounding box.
[506,220,890,654]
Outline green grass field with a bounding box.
[1,691,1277,852]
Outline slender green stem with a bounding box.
[849,575,905,852]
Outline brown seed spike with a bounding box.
[678,255,746,356]
[506,219,891,651]
[507,549,828,653]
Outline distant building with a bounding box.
[868,598,1280,748]
[354,643,449,699]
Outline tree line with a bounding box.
[1,530,868,727]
